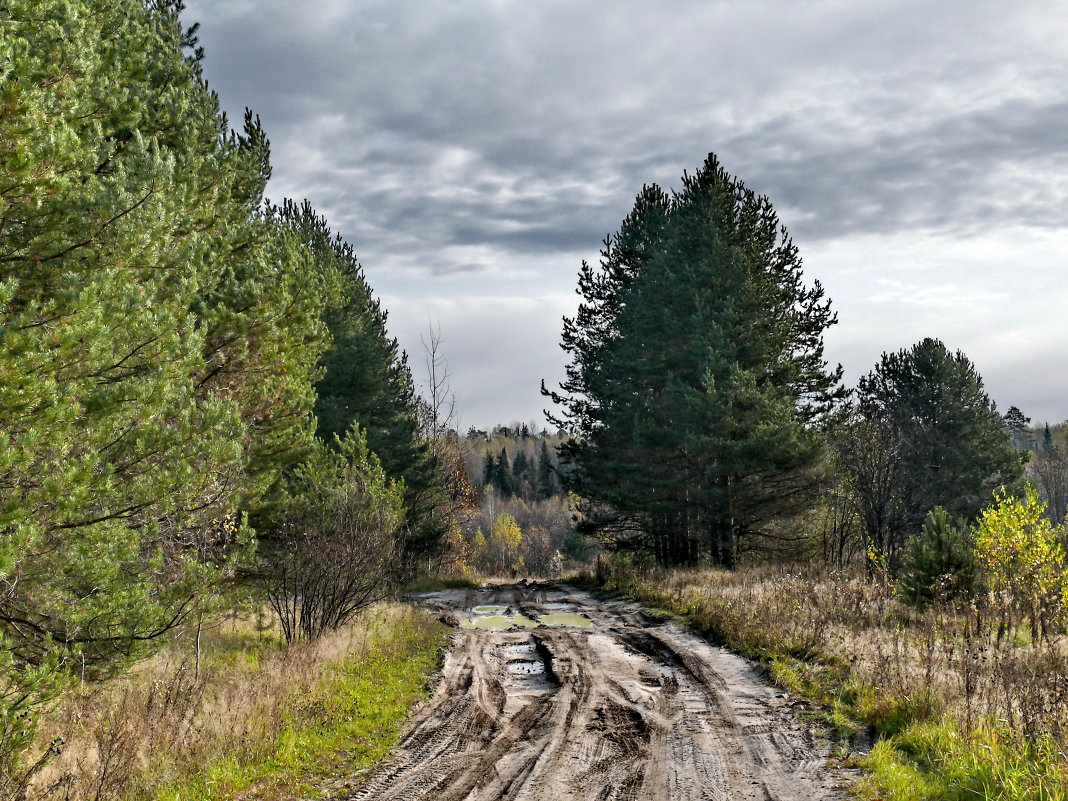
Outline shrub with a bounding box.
[898,507,977,608]
[263,426,404,642]
[974,485,1068,641]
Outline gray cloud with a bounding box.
[194,0,1068,240]
[185,0,1068,425]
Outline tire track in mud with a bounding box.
[346,584,851,801]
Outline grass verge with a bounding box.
[27,604,448,801]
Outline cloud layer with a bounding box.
[185,0,1068,426]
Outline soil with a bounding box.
[345,583,855,801]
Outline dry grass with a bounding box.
[599,561,1068,799]
[15,603,447,801]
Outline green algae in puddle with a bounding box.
[460,614,539,630]
[538,613,593,628]
[472,605,507,615]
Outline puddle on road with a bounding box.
[461,614,540,630]
[454,596,596,630]
[499,639,554,686]
[507,660,544,676]
[537,613,593,628]
[505,645,546,676]
[459,611,593,629]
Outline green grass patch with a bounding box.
[858,721,1068,801]
[151,611,448,801]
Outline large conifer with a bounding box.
[272,200,448,567]
[546,155,843,566]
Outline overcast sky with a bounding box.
[183,0,1068,430]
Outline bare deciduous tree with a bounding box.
[420,322,457,440]
[1030,446,1068,527]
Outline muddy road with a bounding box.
[348,583,852,801]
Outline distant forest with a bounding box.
[448,425,589,577]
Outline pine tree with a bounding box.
[0,0,337,763]
[0,0,303,669]
[1003,406,1033,451]
[545,184,671,441]
[271,200,448,567]
[546,155,843,566]
[898,507,977,607]
[841,338,1024,564]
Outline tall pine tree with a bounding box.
[271,200,448,567]
[0,0,336,764]
[547,155,843,566]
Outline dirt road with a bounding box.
[348,583,852,801]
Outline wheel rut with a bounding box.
[345,583,853,801]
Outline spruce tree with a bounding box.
[536,441,557,499]
[494,449,514,497]
[513,450,531,492]
[271,200,448,567]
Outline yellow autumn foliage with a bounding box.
[974,485,1068,639]
[488,514,524,574]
